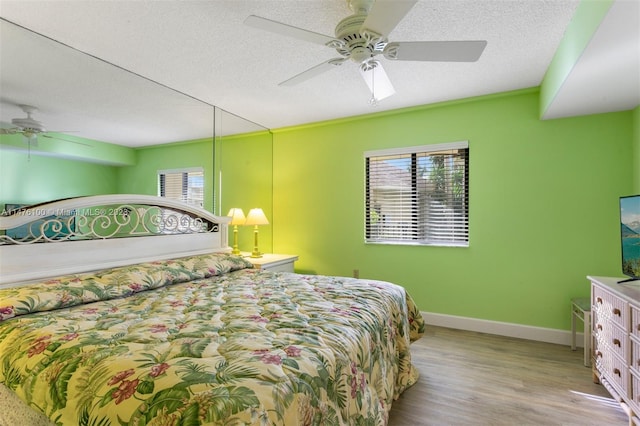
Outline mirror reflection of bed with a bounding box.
[0,195,425,425]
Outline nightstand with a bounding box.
[243,253,298,273]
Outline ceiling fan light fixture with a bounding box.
[23,131,38,147]
[351,46,372,63]
[360,60,395,104]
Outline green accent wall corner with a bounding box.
[540,0,615,118]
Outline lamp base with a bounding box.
[250,225,263,258]
[231,225,241,256]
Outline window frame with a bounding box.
[157,167,205,208]
[364,141,469,247]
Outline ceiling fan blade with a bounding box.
[279,58,347,87]
[41,134,92,147]
[360,61,395,101]
[384,40,487,62]
[0,128,19,135]
[244,15,340,47]
[361,0,417,37]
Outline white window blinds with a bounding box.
[365,142,469,246]
[158,168,204,208]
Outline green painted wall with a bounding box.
[116,138,215,211]
[115,133,274,252]
[264,89,632,331]
[115,133,274,251]
[217,131,274,254]
[0,132,132,206]
[0,149,118,206]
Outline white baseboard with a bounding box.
[421,311,588,348]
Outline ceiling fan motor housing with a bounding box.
[11,105,46,133]
[334,13,386,63]
[12,117,45,134]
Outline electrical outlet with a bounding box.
[353,269,359,278]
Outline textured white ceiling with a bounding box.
[0,0,637,147]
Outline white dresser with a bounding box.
[589,275,640,423]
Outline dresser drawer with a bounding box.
[595,345,629,396]
[594,311,629,361]
[632,338,640,374]
[593,285,628,329]
[593,335,602,368]
[631,372,640,412]
[632,306,640,339]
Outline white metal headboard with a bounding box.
[0,194,230,286]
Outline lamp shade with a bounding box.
[227,208,246,225]
[245,208,269,226]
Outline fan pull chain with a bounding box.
[368,62,378,107]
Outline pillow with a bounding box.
[0,252,253,321]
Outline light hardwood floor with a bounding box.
[388,325,629,426]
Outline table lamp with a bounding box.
[227,208,246,255]
[244,208,269,258]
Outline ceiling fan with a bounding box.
[245,0,487,103]
[0,104,89,148]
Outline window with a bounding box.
[365,141,469,246]
[158,168,204,208]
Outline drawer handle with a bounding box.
[613,308,622,317]
[613,338,621,347]
[596,351,603,358]
[597,324,603,331]
[614,368,622,377]
[596,297,603,304]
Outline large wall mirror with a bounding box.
[0,18,267,151]
[0,17,272,220]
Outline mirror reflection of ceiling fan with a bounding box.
[245,0,487,104]
[0,104,90,148]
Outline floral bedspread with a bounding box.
[0,253,425,425]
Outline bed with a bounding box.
[0,195,425,425]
